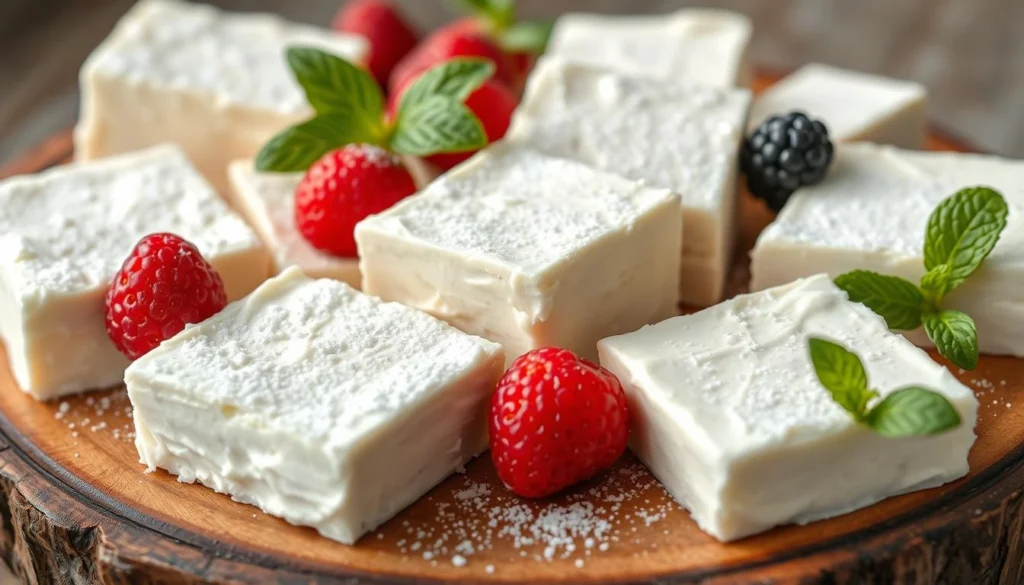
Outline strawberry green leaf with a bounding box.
[397,58,495,116]
[924,310,979,370]
[808,337,876,418]
[923,186,1008,292]
[286,46,385,126]
[498,20,554,53]
[255,114,372,172]
[452,0,516,30]
[390,96,487,157]
[834,270,926,331]
[865,386,961,437]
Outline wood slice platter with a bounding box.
[1,74,1023,585]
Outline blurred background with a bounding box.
[1,0,1022,166]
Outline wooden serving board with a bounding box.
[1,74,1023,585]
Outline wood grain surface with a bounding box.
[1,0,1024,165]
[1,75,1024,585]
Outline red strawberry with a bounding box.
[389,27,514,93]
[295,144,417,257]
[333,0,419,88]
[105,233,228,360]
[424,79,517,171]
[490,348,630,499]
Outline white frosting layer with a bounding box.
[0,145,268,399]
[750,64,927,149]
[509,58,751,305]
[547,8,752,88]
[751,143,1024,357]
[356,143,682,364]
[598,275,977,541]
[227,161,360,289]
[74,0,366,195]
[127,268,504,544]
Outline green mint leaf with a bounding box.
[498,20,555,53]
[865,387,961,437]
[923,186,1009,292]
[923,310,979,370]
[397,58,495,116]
[286,47,385,125]
[451,0,516,29]
[255,114,369,172]
[808,337,876,418]
[919,264,952,306]
[390,96,488,157]
[834,270,926,331]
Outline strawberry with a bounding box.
[333,0,419,88]
[490,348,630,499]
[389,26,514,93]
[295,144,417,257]
[423,79,517,171]
[105,233,228,360]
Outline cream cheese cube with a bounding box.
[126,267,504,545]
[0,145,269,400]
[508,59,751,306]
[355,143,682,365]
[750,64,927,148]
[598,275,977,542]
[751,143,1024,357]
[75,0,367,197]
[546,9,752,87]
[227,161,360,289]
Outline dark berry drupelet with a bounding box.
[741,111,834,212]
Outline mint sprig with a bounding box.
[255,48,493,173]
[808,338,961,437]
[449,0,553,54]
[834,187,1009,370]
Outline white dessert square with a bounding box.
[75,0,367,197]
[749,64,927,149]
[227,161,360,289]
[598,275,977,542]
[355,143,682,365]
[126,267,504,545]
[508,59,751,306]
[751,143,1024,357]
[546,9,752,88]
[0,145,269,400]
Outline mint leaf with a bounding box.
[397,58,495,116]
[919,264,952,306]
[923,186,1009,292]
[286,47,385,126]
[834,270,926,331]
[255,114,365,172]
[498,20,555,53]
[924,310,979,370]
[390,96,488,157]
[865,387,961,437]
[808,338,876,417]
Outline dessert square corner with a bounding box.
[354,143,683,366]
[508,57,751,307]
[125,267,504,545]
[597,274,978,542]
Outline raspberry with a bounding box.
[105,233,228,360]
[490,348,630,498]
[294,144,417,257]
[333,0,419,88]
[741,111,834,212]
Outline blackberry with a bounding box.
[741,111,834,212]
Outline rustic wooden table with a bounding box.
[1,0,1023,165]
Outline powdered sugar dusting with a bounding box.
[372,459,678,568]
